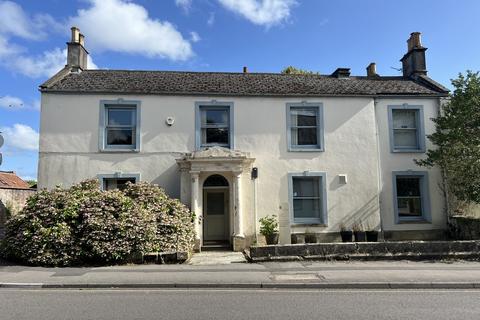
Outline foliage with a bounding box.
[25,180,37,188]
[281,66,318,75]
[2,180,195,266]
[123,182,195,253]
[259,215,279,236]
[416,71,480,206]
[352,222,364,232]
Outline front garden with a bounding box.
[0,180,195,267]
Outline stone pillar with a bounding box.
[190,171,201,251]
[233,171,245,251]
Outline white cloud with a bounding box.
[175,0,192,13]
[0,95,24,109]
[0,95,40,111]
[217,0,297,27]
[11,47,66,78]
[0,2,94,79]
[190,31,201,43]
[207,12,215,26]
[0,1,61,40]
[0,46,98,79]
[69,0,194,61]
[0,124,39,151]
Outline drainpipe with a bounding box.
[373,97,385,238]
[253,176,258,244]
[251,167,259,245]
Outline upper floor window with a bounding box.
[196,102,233,149]
[388,105,425,152]
[100,100,140,151]
[287,103,324,151]
[289,172,327,225]
[392,171,431,223]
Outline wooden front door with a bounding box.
[203,188,229,241]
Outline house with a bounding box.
[38,28,449,251]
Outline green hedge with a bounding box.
[2,180,195,266]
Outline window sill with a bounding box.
[396,218,431,224]
[199,145,231,149]
[291,223,327,227]
[288,148,324,152]
[391,149,425,153]
[100,148,140,153]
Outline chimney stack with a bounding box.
[366,62,378,77]
[67,26,89,71]
[401,32,427,78]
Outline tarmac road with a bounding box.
[1,288,479,320]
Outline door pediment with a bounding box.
[176,146,254,172]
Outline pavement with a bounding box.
[1,252,480,289]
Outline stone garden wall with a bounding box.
[0,188,35,238]
[449,216,480,240]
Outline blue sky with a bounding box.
[1,0,479,180]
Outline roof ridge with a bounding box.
[81,69,410,79]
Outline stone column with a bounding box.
[190,171,201,251]
[233,171,245,251]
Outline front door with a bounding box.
[203,189,228,241]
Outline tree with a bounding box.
[416,71,480,208]
[281,66,318,75]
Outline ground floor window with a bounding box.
[288,172,327,224]
[98,174,140,191]
[392,171,431,223]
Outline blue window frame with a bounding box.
[97,173,140,191]
[288,172,328,225]
[286,103,324,151]
[388,104,425,153]
[195,101,234,149]
[392,171,431,223]
[99,99,141,151]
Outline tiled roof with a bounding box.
[40,69,449,97]
[0,171,30,189]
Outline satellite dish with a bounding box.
[0,133,4,148]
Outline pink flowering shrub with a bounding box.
[2,180,195,266]
[123,182,195,253]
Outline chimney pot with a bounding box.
[243,66,248,73]
[407,32,422,51]
[79,34,85,46]
[71,26,80,43]
[366,62,377,77]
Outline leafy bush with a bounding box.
[2,187,82,266]
[123,182,195,253]
[2,180,195,266]
[259,215,279,236]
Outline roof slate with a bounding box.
[40,69,449,97]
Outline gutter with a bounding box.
[38,90,449,98]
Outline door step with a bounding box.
[202,240,231,251]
